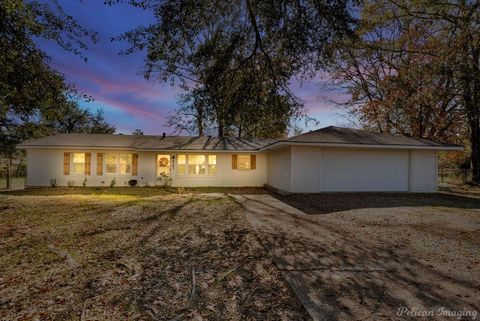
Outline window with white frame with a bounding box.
[208,155,217,175]
[71,153,85,174]
[105,153,132,175]
[177,154,216,176]
[177,155,186,175]
[188,155,206,175]
[236,155,251,170]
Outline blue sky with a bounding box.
[37,1,348,135]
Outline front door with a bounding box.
[156,154,171,178]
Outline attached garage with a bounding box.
[321,149,409,192]
[265,126,461,193]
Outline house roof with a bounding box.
[17,133,276,151]
[261,126,463,150]
[17,127,463,151]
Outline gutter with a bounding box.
[17,142,464,152]
[18,145,264,153]
[259,141,464,151]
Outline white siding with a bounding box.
[25,149,156,187]
[267,147,291,192]
[25,149,266,187]
[291,146,322,192]
[321,149,409,192]
[172,153,267,187]
[410,150,437,192]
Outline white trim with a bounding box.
[103,153,133,176]
[20,146,266,153]
[260,141,463,151]
[70,152,86,175]
[137,149,262,153]
[155,154,172,178]
[175,153,218,177]
[20,142,463,152]
[21,146,136,150]
[235,154,253,170]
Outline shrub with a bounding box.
[49,179,57,187]
[156,173,172,188]
[110,177,116,187]
[128,179,138,187]
[67,180,75,187]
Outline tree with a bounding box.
[0,0,111,188]
[113,0,355,137]
[332,0,479,182]
[132,129,144,135]
[49,103,116,134]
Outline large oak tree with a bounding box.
[114,0,356,137]
[331,0,479,182]
[1,0,115,188]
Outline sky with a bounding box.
[37,1,349,135]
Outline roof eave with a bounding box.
[17,145,136,150]
[260,141,464,151]
[17,145,266,152]
[134,148,263,152]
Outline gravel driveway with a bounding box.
[233,194,480,321]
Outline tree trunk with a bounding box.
[218,123,224,137]
[6,155,12,190]
[16,158,23,178]
[196,104,204,136]
[470,122,480,184]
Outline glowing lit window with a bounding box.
[178,155,186,175]
[72,153,85,174]
[208,155,216,175]
[118,154,132,174]
[188,155,206,175]
[105,154,132,175]
[105,154,117,174]
[237,155,251,170]
[177,154,217,176]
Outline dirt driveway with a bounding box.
[234,193,480,321]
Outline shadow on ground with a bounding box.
[238,195,480,321]
[275,192,480,214]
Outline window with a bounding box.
[105,154,132,175]
[188,155,206,175]
[237,155,251,170]
[178,155,186,175]
[72,153,85,174]
[208,155,217,175]
[118,154,132,174]
[105,154,117,174]
[177,154,216,176]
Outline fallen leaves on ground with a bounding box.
[0,192,308,321]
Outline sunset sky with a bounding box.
[37,1,348,135]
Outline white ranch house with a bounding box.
[18,126,462,193]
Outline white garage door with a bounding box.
[321,149,409,192]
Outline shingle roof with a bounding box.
[17,127,462,151]
[17,133,276,151]
[264,126,462,149]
